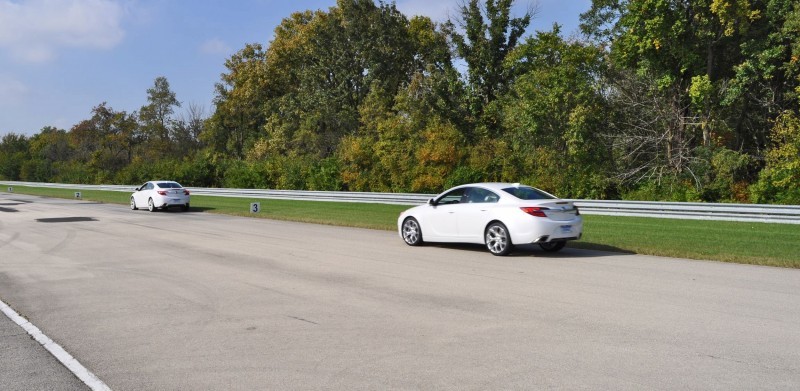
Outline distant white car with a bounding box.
[130,181,190,212]
[398,183,583,256]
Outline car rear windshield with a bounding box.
[157,182,182,188]
[502,186,555,200]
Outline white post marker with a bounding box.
[7,187,12,192]
[250,202,260,213]
[74,192,82,200]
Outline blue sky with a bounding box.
[0,0,592,137]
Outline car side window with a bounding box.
[144,183,154,190]
[471,188,499,203]
[460,187,481,203]
[437,188,466,205]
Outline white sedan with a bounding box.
[398,183,583,256]
[130,181,191,212]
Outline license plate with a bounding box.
[560,225,572,233]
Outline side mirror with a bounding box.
[427,198,436,206]
[134,187,140,192]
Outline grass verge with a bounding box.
[4,185,799,268]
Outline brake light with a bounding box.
[183,189,190,195]
[157,190,167,196]
[520,207,549,217]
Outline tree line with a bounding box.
[1,0,799,204]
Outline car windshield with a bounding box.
[502,186,555,200]
[157,182,182,189]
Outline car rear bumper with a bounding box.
[509,217,583,244]
[153,195,190,208]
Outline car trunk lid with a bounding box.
[538,201,579,221]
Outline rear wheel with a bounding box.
[130,197,137,210]
[181,203,190,212]
[539,241,566,252]
[401,217,423,246]
[485,222,513,256]
[148,198,156,212]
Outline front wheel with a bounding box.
[401,217,423,246]
[485,222,513,256]
[539,241,566,252]
[148,198,156,212]
[130,197,138,210]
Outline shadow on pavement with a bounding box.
[422,242,634,258]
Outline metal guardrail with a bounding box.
[3,181,800,224]
[572,200,800,225]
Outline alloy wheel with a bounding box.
[485,223,510,255]
[402,218,422,246]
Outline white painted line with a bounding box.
[0,299,112,391]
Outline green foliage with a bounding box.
[412,119,465,192]
[622,179,703,202]
[274,156,309,190]
[751,111,800,204]
[707,147,751,202]
[502,26,614,198]
[139,76,181,157]
[223,160,271,189]
[307,157,343,191]
[173,154,217,187]
[204,43,269,159]
[444,166,485,190]
[444,0,531,131]
[0,133,30,180]
[689,74,714,110]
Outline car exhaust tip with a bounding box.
[534,235,550,243]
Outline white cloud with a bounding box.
[200,38,232,56]
[0,0,125,63]
[395,0,455,21]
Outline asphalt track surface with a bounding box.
[1,192,799,390]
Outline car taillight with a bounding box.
[157,190,167,196]
[520,207,549,217]
[183,189,190,195]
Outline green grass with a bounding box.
[4,185,800,268]
[572,215,800,268]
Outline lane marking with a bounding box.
[0,299,112,391]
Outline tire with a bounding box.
[148,198,156,212]
[182,203,190,212]
[130,197,138,210]
[401,217,423,246]
[485,222,513,256]
[539,241,566,252]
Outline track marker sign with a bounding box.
[250,202,260,213]
[74,192,82,199]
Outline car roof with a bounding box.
[456,182,529,191]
